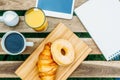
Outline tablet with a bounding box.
[36,0,75,19]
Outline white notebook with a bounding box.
[75,0,120,60]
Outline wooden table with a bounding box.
[0,0,120,80]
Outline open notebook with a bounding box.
[75,0,120,60]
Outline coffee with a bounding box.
[4,33,24,53]
[1,31,34,55]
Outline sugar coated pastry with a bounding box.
[51,39,75,66]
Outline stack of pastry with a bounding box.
[37,39,75,80]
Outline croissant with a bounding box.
[37,42,58,80]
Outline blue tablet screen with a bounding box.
[37,0,73,14]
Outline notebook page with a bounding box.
[75,0,120,60]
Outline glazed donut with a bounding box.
[51,39,75,66]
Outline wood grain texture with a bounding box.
[71,61,120,77]
[15,23,92,80]
[0,16,87,32]
[0,38,101,54]
[75,0,87,8]
[0,61,120,78]
[0,0,36,10]
[0,0,87,10]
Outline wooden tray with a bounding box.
[15,23,92,80]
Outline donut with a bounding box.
[51,39,75,66]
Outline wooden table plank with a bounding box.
[0,0,36,10]
[75,0,88,8]
[0,38,101,54]
[0,16,87,32]
[0,0,87,10]
[83,38,101,54]
[0,61,120,78]
[72,61,120,78]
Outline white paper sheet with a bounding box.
[75,0,120,60]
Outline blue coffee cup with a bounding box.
[1,31,34,55]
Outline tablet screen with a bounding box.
[37,0,73,14]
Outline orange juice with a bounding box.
[25,8,48,31]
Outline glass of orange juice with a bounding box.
[25,7,48,31]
